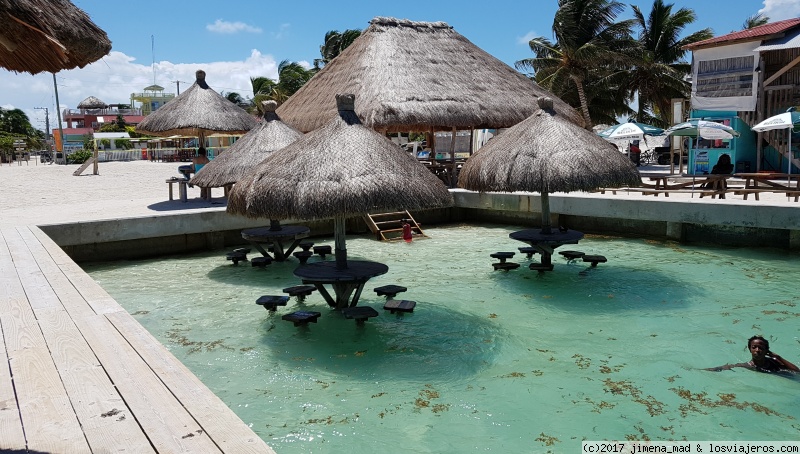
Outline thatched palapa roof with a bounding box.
[276,17,583,133]
[190,101,302,188]
[228,93,453,221]
[136,70,258,139]
[77,96,107,109]
[0,0,111,74]
[459,97,641,194]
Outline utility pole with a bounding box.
[175,80,180,95]
[53,73,65,164]
[34,107,49,141]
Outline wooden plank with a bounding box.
[74,313,222,453]
[106,310,275,454]
[16,227,97,321]
[36,309,154,453]
[0,273,26,451]
[30,227,121,314]
[2,228,62,312]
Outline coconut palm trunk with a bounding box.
[572,75,593,130]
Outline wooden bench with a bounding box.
[624,188,725,198]
[731,188,800,202]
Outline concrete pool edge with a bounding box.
[41,190,800,262]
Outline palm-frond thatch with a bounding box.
[0,0,111,74]
[276,17,583,133]
[228,93,453,221]
[190,101,302,188]
[459,97,641,194]
[136,70,258,139]
[77,95,107,109]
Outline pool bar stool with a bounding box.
[558,250,585,263]
[281,311,322,327]
[341,306,379,325]
[251,256,273,268]
[383,299,416,314]
[582,255,607,267]
[283,285,316,302]
[256,295,289,312]
[313,245,332,259]
[490,252,519,271]
[374,284,407,299]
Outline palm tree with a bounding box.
[625,0,712,127]
[314,29,362,69]
[743,13,769,29]
[516,0,635,129]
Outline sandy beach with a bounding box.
[1,157,797,230]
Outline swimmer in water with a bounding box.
[705,335,799,373]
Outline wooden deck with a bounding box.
[0,226,275,453]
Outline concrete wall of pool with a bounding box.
[41,190,800,262]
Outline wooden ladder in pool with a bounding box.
[363,210,427,241]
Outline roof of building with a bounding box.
[685,17,800,51]
[754,26,800,52]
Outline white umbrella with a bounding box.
[751,109,800,176]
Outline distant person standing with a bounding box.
[193,147,211,199]
[402,219,413,243]
[629,140,641,166]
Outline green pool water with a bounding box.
[83,224,800,453]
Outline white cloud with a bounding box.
[517,31,538,45]
[271,23,291,40]
[206,19,262,34]
[759,0,800,21]
[0,49,279,132]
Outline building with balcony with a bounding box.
[130,85,175,117]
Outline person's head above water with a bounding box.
[748,335,770,359]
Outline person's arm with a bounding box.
[767,352,800,372]
[703,362,750,372]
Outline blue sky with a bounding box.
[2,0,797,133]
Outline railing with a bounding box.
[62,108,142,117]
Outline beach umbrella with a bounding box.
[0,0,111,74]
[664,119,739,140]
[190,100,302,188]
[276,17,583,133]
[228,93,454,270]
[751,108,800,175]
[458,97,641,234]
[597,122,664,141]
[136,70,258,146]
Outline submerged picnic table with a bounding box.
[294,260,389,309]
[241,223,310,261]
[509,229,585,269]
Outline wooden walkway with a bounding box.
[0,226,275,453]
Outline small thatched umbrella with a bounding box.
[77,95,107,110]
[229,93,453,278]
[277,17,583,133]
[459,97,640,256]
[0,0,111,74]
[136,70,258,146]
[190,100,302,189]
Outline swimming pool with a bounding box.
[84,224,800,453]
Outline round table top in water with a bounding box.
[509,228,584,245]
[294,260,389,284]
[241,225,310,241]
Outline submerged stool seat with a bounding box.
[256,295,289,312]
[582,255,607,267]
[518,247,538,258]
[383,299,416,314]
[251,256,273,268]
[233,247,252,254]
[281,311,321,326]
[298,241,315,252]
[341,306,379,325]
[492,262,520,271]
[490,252,515,263]
[283,285,316,301]
[374,284,407,299]
[313,245,332,259]
[293,250,313,264]
[529,263,554,272]
[559,250,585,261]
[226,251,248,265]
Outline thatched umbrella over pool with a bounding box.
[459,97,640,269]
[190,100,302,189]
[136,70,258,146]
[229,94,453,307]
[0,0,111,74]
[276,17,582,133]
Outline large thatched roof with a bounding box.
[190,101,302,188]
[459,97,641,194]
[0,0,111,74]
[136,70,258,138]
[276,17,583,133]
[228,93,453,220]
[77,96,107,109]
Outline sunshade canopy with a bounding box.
[751,110,800,133]
[664,120,740,140]
[0,0,111,74]
[597,122,664,140]
[228,93,453,220]
[190,101,303,188]
[136,70,258,138]
[459,97,641,194]
[276,17,583,133]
